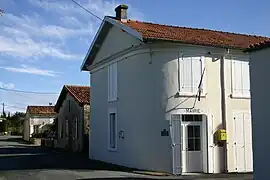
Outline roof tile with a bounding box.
[118,19,270,49]
[26,106,56,116]
[65,85,90,104]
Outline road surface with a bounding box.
[0,136,252,180]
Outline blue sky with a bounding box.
[0,0,269,113]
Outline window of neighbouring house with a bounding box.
[108,109,117,151]
[179,56,204,95]
[74,117,78,139]
[65,119,69,137]
[231,59,250,98]
[108,63,118,102]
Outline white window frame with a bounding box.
[231,58,250,99]
[108,108,117,151]
[179,56,206,96]
[108,63,118,102]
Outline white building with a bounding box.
[246,41,270,180]
[23,106,56,141]
[81,5,270,175]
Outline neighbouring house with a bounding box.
[80,4,270,175]
[245,41,270,180]
[54,85,90,153]
[23,106,56,141]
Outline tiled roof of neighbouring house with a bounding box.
[117,19,270,49]
[245,40,270,52]
[26,106,56,116]
[54,85,90,112]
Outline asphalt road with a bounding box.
[0,136,253,180]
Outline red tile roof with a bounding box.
[26,106,56,116]
[65,85,90,104]
[54,85,90,112]
[245,40,270,52]
[118,19,270,49]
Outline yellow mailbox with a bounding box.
[216,129,227,141]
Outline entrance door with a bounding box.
[182,115,203,173]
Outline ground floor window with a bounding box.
[108,108,117,151]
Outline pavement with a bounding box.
[0,136,253,180]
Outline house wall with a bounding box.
[56,93,85,152]
[89,26,252,173]
[94,25,141,63]
[249,48,270,180]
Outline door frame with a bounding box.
[170,109,209,174]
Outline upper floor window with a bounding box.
[179,56,205,95]
[231,60,250,98]
[108,63,118,102]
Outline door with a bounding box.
[182,122,203,172]
[233,112,253,172]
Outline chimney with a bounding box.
[115,4,128,22]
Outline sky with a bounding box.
[0,0,270,113]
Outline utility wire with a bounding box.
[70,0,103,21]
[0,87,58,95]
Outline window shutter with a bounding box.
[192,57,203,93]
[112,63,118,100]
[242,61,250,96]
[181,57,193,93]
[108,65,112,101]
[232,61,243,96]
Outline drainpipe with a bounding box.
[220,55,227,172]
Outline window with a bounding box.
[108,63,118,102]
[108,109,117,151]
[187,125,201,151]
[65,119,69,137]
[74,117,78,139]
[231,60,250,98]
[180,56,204,95]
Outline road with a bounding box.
[0,136,252,180]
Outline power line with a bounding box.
[0,87,58,95]
[70,0,103,21]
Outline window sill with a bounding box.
[230,94,250,99]
[174,92,207,98]
[108,148,118,152]
[108,97,118,103]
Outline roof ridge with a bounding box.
[125,19,269,39]
[64,84,90,88]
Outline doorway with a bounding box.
[181,115,203,173]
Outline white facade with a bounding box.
[23,116,54,141]
[249,47,270,180]
[84,19,253,174]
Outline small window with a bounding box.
[74,117,79,139]
[65,119,69,137]
[108,63,118,102]
[108,109,117,151]
[182,115,202,122]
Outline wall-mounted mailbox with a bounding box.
[216,129,227,141]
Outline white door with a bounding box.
[233,112,253,172]
[182,122,203,172]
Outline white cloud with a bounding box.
[0,64,61,77]
[0,82,15,89]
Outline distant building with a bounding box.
[23,106,56,141]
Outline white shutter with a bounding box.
[112,63,118,100]
[232,61,243,96]
[108,63,118,101]
[192,57,203,93]
[170,114,182,175]
[242,62,250,97]
[181,57,192,93]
